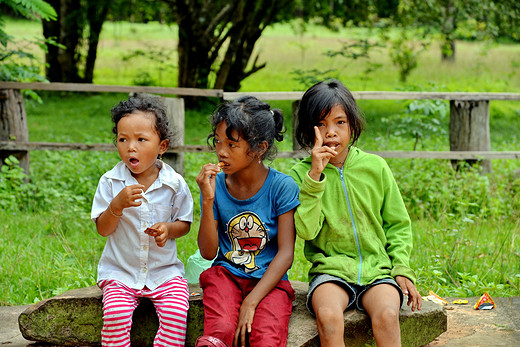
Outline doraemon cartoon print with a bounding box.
[224,211,269,273]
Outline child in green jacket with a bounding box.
[290,79,422,347]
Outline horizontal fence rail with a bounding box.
[0,82,224,98]
[2,141,519,160]
[223,91,520,101]
[1,82,520,172]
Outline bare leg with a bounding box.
[311,282,350,347]
[361,284,402,347]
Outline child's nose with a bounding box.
[325,127,336,137]
[128,140,137,151]
[216,146,228,158]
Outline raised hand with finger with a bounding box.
[309,126,337,181]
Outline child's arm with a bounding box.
[395,275,422,312]
[196,163,221,260]
[95,184,145,237]
[234,209,296,347]
[290,127,333,241]
[144,220,191,247]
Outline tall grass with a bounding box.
[1,19,519,305]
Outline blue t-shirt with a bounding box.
[210,168,300,280]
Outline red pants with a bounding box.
[199,266,295,347]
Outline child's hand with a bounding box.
[111,184,145,215]
[144,223,169,247]
[234,300,255,347]
[309,126,337,181]
[395,275,422,312]
[196,163,221,201]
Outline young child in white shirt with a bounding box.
[91,96,193,346]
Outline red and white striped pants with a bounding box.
[99,277,189,347]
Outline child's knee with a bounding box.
[371,306,400,329]
[204,318,236,345]
[315,305,344,331]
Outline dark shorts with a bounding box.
[306,274,404,316]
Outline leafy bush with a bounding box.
[0,156,32,211]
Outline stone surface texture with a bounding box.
[16,281,445,346]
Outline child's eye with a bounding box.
[317,122,324,127]
[138,138,146,142]
[229,143,236,148]
[118,138,126,142]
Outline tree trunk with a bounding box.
[84,2,109,83]
[43,0,83,82]
[449,100,491,173]
[440,0,457,62]
[171,0,290,100]
[0,89,30,174]
[42,0,91,83]
[441,40,456,62]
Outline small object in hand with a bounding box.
[144,227,160,236]
[217,161,225,167]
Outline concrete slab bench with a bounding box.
[18,281,446,346]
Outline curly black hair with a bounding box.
[207,95,285,161]
[110,96,172,142]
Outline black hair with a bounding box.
[110,96,172,142]
[295,79,365,149]
[207,95,285,161]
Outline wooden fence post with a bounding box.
[449,100,491,173]
[162,97,185,176]
[292,100,300,150]
[0,89,30,174]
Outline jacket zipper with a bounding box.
[338,167,363,284]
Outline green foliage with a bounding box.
[122,45,177,86]
[0,0,57,84]
[393,159,517,220]
[385,29,430,82]
[1,0,57,21]
[0,156,31,211]
[291,38,384,88]
[383,97,448,150]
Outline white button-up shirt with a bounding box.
[91,161,193,290]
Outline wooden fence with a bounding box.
[1,82,520,175]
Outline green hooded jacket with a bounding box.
[289,146,417,285]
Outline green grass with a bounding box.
[1,19,520,305]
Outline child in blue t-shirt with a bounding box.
[195,96,300,347]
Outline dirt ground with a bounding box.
[424,296,520,346]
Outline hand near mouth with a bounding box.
[309,126,338,181]
[196,163,222,201]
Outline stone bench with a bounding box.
[18,281,446,346]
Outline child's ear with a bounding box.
[159,139,170,156]
[258,140,268,158]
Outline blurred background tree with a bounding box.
[0,0,56,82]
[2,0,519,89]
